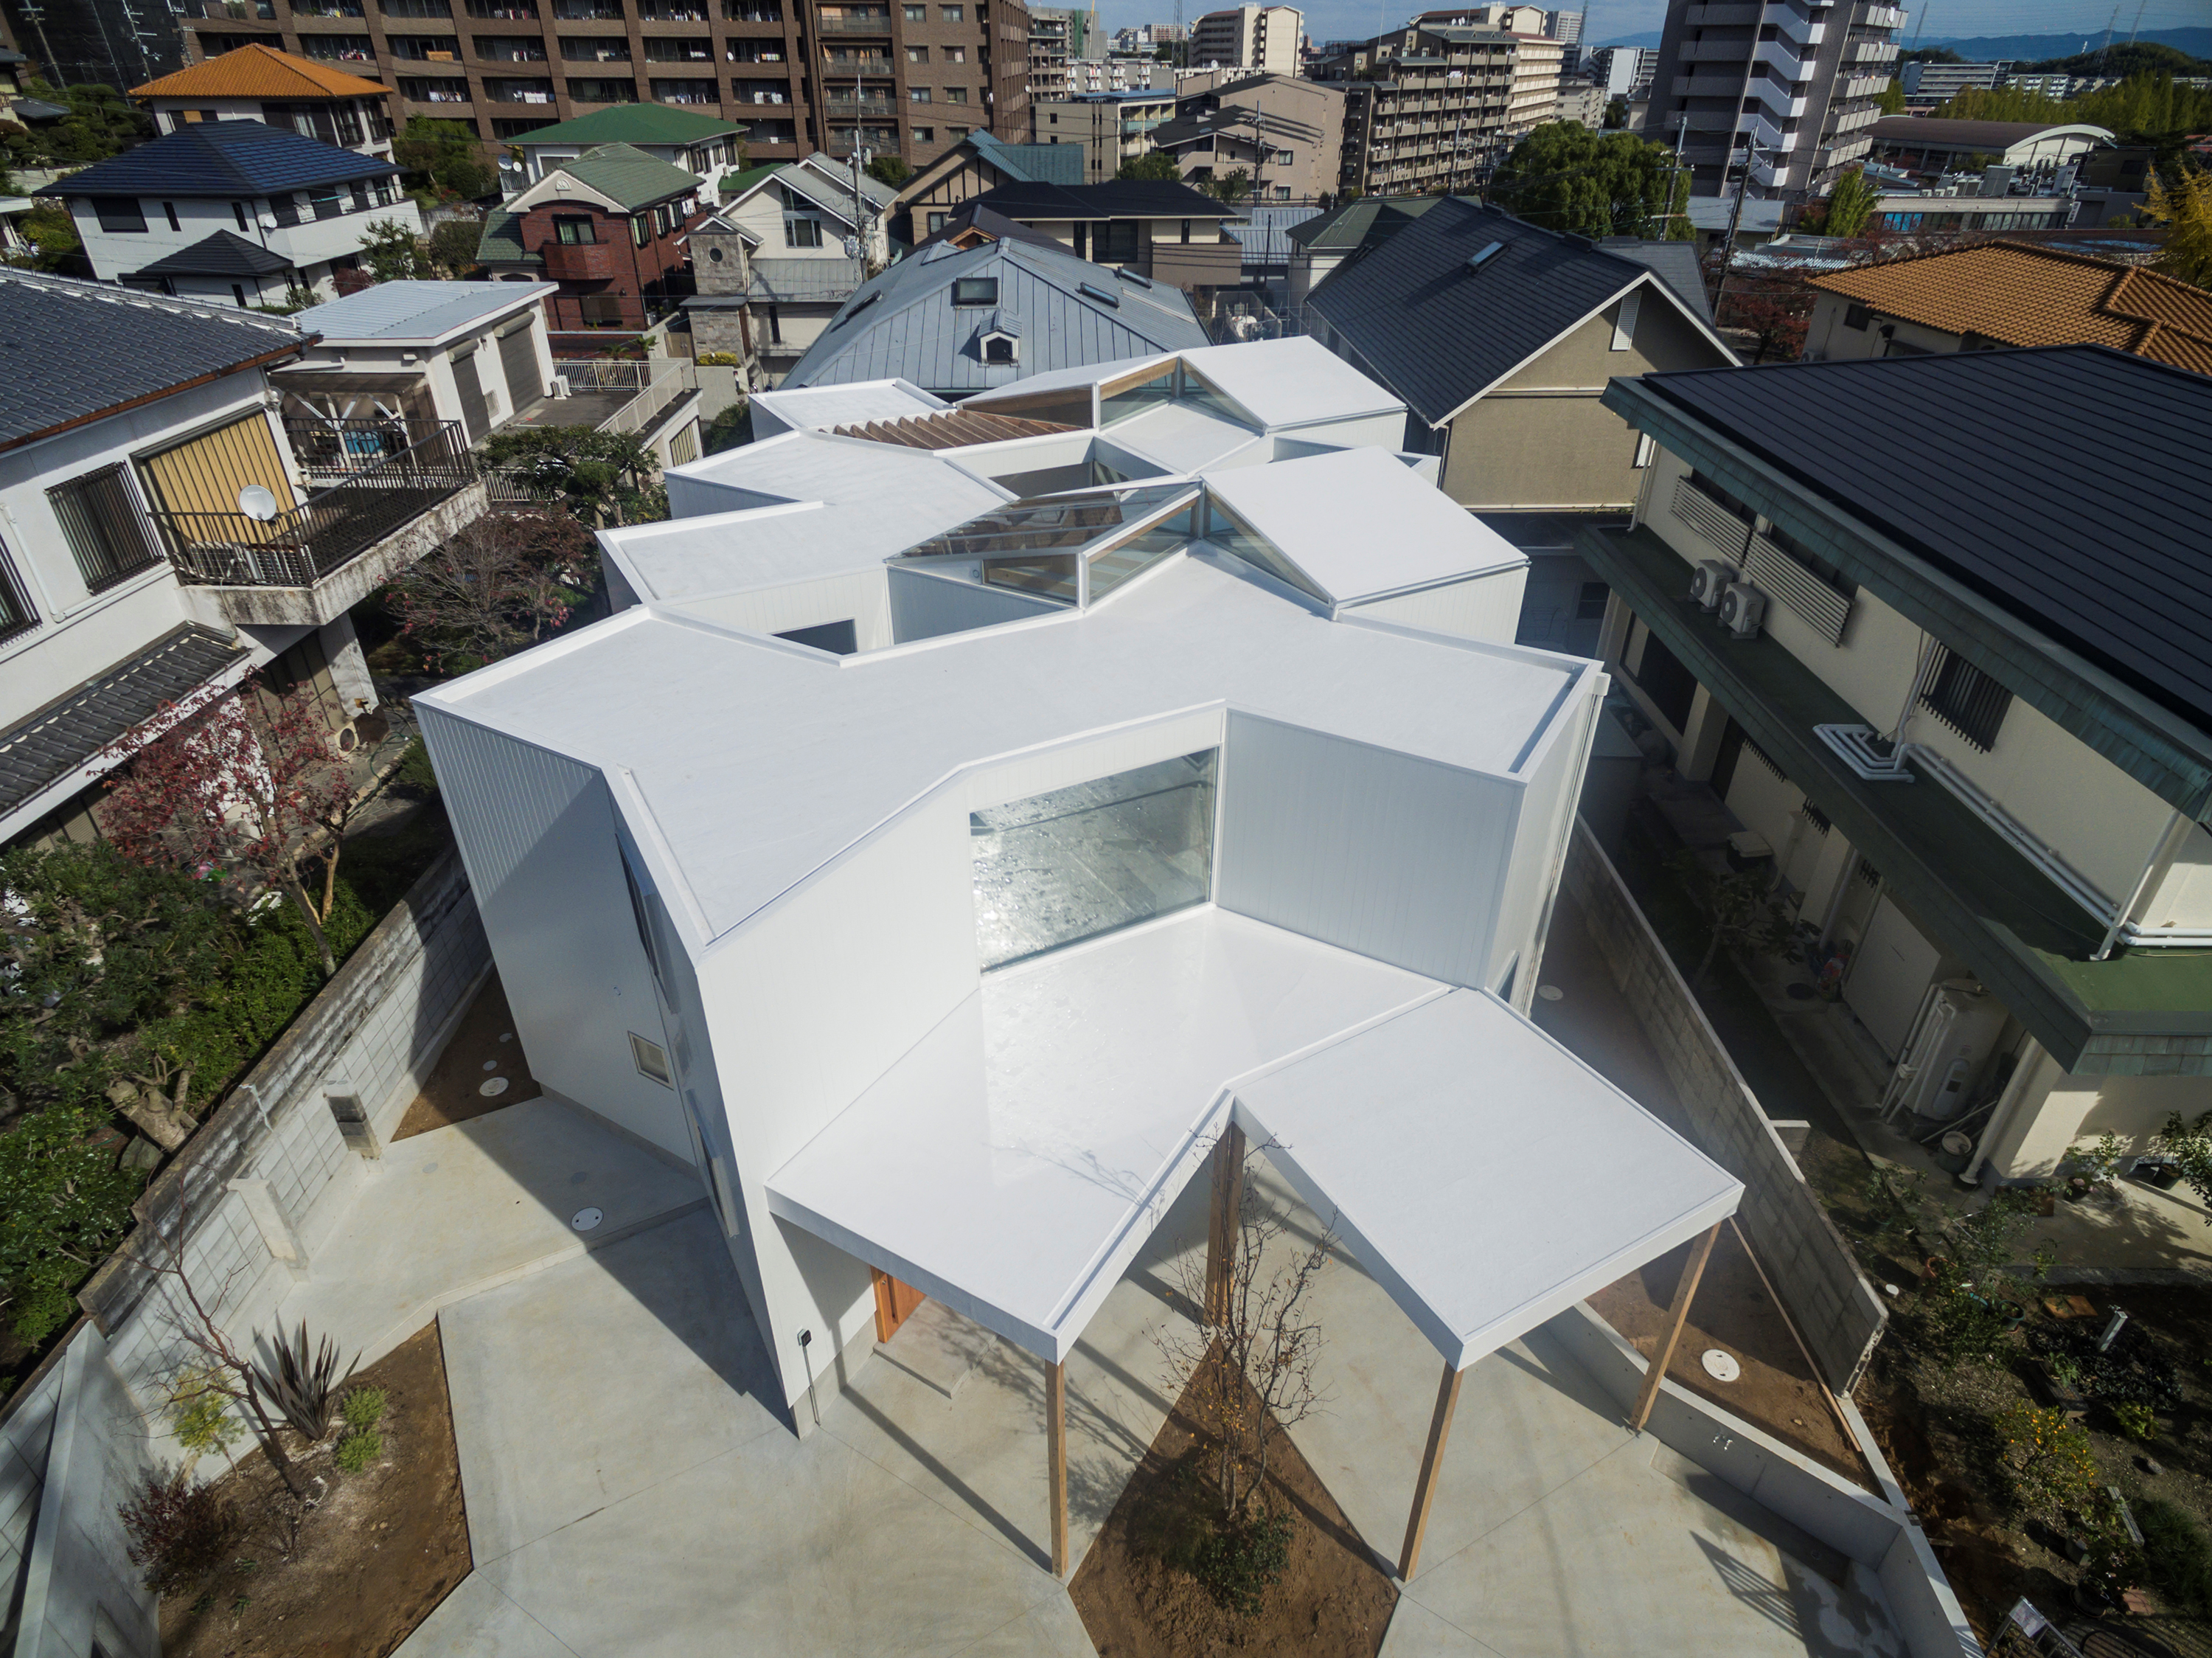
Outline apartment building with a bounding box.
[1029,89,1177,181]
[1413,6,1561,131]
[1312,22,1520,196]
[1025,4,1090,97]
[173,0,1032,174]
[1189,4,1301,75]
[1586,42,1655,99]
[1646,0,1902,201]
[129,42,398,162]
[1580,347,2212,1182]
[1146,72,1343,201]
[1897,58,2008,109]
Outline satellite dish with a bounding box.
[237,485,280,521]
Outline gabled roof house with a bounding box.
[501,103,750,198]
[129,44,397,162]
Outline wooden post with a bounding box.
[1047,1358,1069,1577]
[1397,1359,1464,1582]
[1628,1221,1722,1434]
[1204,1122,1246,1325]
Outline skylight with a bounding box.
[952,276,999,305]
[1465,241,1506,274]
[833,289,882,328]
[897,482,1201,606]
[1079,281,1121,308]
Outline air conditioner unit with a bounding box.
[1720,580,1767,638]
[551,375,571,398]
[1688,559,1735,610]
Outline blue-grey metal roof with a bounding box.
[967,130,1085,186]
[133,229,295,277]
[50,119,400,198]
[749,256,864,302]
[1596,237,1714,323]
[291,278,548,341]
[1633,346,2212,736]
[1306,198,1714,426]
[784,237,1206,395]
[0,268,302,451]
[1228,204,1322,266]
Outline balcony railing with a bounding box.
[566,357,698,435]
[156,423,474,589]
[285,416,448,482]
[185,0,278,18]
[815,12,891,31]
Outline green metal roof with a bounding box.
[505,105,744,150]
[476,205,538,266]
[718,162,782,199]
[1285,195,1440,252]
[555,142,703,210]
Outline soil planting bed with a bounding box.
[160,1322,470,1658]
[392,974,538,1140]
[1071,1352,1398,1657]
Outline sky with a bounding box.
[1084,0,2208,50]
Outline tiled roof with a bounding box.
[133,229,294,277]
[50,119,398,198]
[0,268,302,450]
[1809,243,2212,377]
[476,206,535,266]
[0,625,249,822]
[131,43,389,100]
[503,104,743,148]
[554,142,701,210]
[829,408,1077,448]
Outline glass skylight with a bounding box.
[897,481,1200,605]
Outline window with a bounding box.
[161,201,181,230]
[906,42,926,59]
[579,294,627,325]
[630,1032,673,1086]
[939,4,961,18]
[669,424,700,465]
[943,43,963,59]
[943,84,967,102]
[947,125,968,138]
[633,212,651,246]
[903,3,924,16]
[912,125,933,142]
[92,197,147,233]
[908,86,931,101]
[554,215,597,243]
[950,276,997,305]
[926,209,947,232]
[1843,302,1871,331]
[782,206,823,246]
[620,847,661,974]
[1205,495,1322,602]
[232,201,249,231]
[970,750,1217,968]
[0,540,38,643]
[48,465,161,592]
[1919,646,2011,752]
[1576,580,1609,621]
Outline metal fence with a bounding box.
[156,421,475,589]
[285,416,451,484]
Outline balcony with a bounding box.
[823,93,897,116]
[815,11,891,31]
[183,0,278,17]
[157,422,482,626]
[493,358,699,471]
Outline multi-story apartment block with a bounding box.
[1898,58,2007,108]
[1579,347,2212,1182]
[1189,4,1301,75]
[1647,0,1902,200]
[1146,72,1343,201]
[173,0,1031,174]
[1545,6,1581,72]
[1027,5,1071,98]
[1066,55,1168,92]
[1313,23,1519,196]
[1586,42,1655,99]
[1029,88,1177,181]
[129,43,399,162]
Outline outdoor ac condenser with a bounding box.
[1720,581,1767,638]
[1689,560,1735,610]
[1888,982,2008,1124]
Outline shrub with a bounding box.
[2113,1401,2158,1441]
[1992,1401,2101,1523]
[334,1428,382,1474]
[1190,1508,1292,1619]
[117,1468,237,1594]
[2138,1494,2212,1615]
[166,1367,243,1459]
[340,1385,387,1431]
[392,738,440,798]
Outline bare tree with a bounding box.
[383,507,599,673]
[1155,1131,1333,1526]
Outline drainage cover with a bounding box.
[1536,985,1563,1002]
[479,1076,509,1097]
[482,1060,498,1072]
[1700,1349,1741,1382]
[572,1207,603,1232]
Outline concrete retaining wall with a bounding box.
[1562,818,1888,1391]
[1547,1304,1978,1658]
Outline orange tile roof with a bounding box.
[131,44,392,103]
[1807,241,2212,378]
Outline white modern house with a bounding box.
[416,339,1747,1574]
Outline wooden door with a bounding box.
[872,1268,926,1343]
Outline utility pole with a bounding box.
[1712,133,1756,315]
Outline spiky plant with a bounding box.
[251,1322,356,1444]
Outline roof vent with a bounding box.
[1079,280,1121,308]
[1465,240,1504,273]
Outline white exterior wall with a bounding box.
[148,100,396,162]
[681,569,896,650]
[1344,566,1527,642]
[295,312,552,434]
[1983,1052,2212,1181]
[70,195,422,297]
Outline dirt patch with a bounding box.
[1071,1353,1398,1657]
[392,974,538,1140]
[159,1322,470,1658]
[1588,1225,1874,1488]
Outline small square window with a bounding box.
[943,84,967,102]
[943,43,962,60]
[630,1032,673,1086]
[555,215,597,243]
[92,196,147,233]
[905,42,926,60]
[939,3,960,17]
[1843,302,1871,331]
[902,2,923,15]
[912,125,933,141]
[908,85,931,100]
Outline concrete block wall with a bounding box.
[1562,819,1888,1392]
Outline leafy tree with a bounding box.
[1206,167,1251,203]
[1602,94,1628,129]
[1898,45,1964,63]
[479,424,658,522]
[2143,166,2212,288]
[0,79,150,170]
[865,153,911,187]
[703,400,752,454]
[2020,41,2212,79]
[1117,149,1183,182]
[4,201,81,271]
[1666,851,1791,988]
[392,115,498,200]
[1877,78,1906,114]
[383,508,598,673]
[427,215,484,276]
[1823,166,1880,237]
[358,218,430,280]
[1489,122,1691,240]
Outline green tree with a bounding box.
[1602,95,1628,129]
[865,153,911,187]
[1877,78,1906,114]
[428,215,484,276]
[2143,167,2212,288]
[1489,123,1691,240]
[477,425,659,523]
[392,115,498,200]
[1823,166,1880,237]
[359,218,430,280]
[1206,167,1251,203]
[0,80,151,170]
[1117,149,1183,182]
[7,201,81,271]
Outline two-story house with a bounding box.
[130,44,398,163]
[476,144,705,349]
[1577,346,2212,1183]
[500,103,750,198]
[900,176,1245,302]
[0,269,484,848]
[52,119,421,307]
[1144,72,1344,204]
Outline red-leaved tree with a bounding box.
[100,682,354,977]
[384,507,599,674]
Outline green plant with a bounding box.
[1665,851,1793,988]
[864,153,910,186]
[1117,150,1183,182]
[1488,122,1692,240]
[2048,1353,2082,1388]
[1916,1189,2053,1369]
[358,218,431,281]
[1190,1507,1291,1618]
[2113,1401,2158,1442]
[1992,1401,2101,1524]
[428,216,484,277]
[393,737,440,797]
[116,1468,237,1595]
[167,1366,243,1460]
[253,1321,356,1443]
[2138,1494,2212,1615]
[2067,1132,2126,1188]
[340,1384,387,1431]
[334,1427,382,1473]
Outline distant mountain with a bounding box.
[1916,26,2212,63]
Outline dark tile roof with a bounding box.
[916,201,1075,257]
[1637,346,2212,735]
[0,625,248,821]
[1284,195,1441,252]
[1597,237,1714,324]
[966,178,1239,222]
[133,229,296,277]
[50,119,399,198]
[0,268,302,450]
[1306,198,1707,426]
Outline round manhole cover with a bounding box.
[1536,985,1563,1002]
[1701,1349,1742,1382]
[482,1060,498,1072]
[572,1207,603,1232]
[479,1076,510,1097]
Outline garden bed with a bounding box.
[158,1322,470,1658]
[1070,1348,1399,1657]
[392,974,539,1141]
